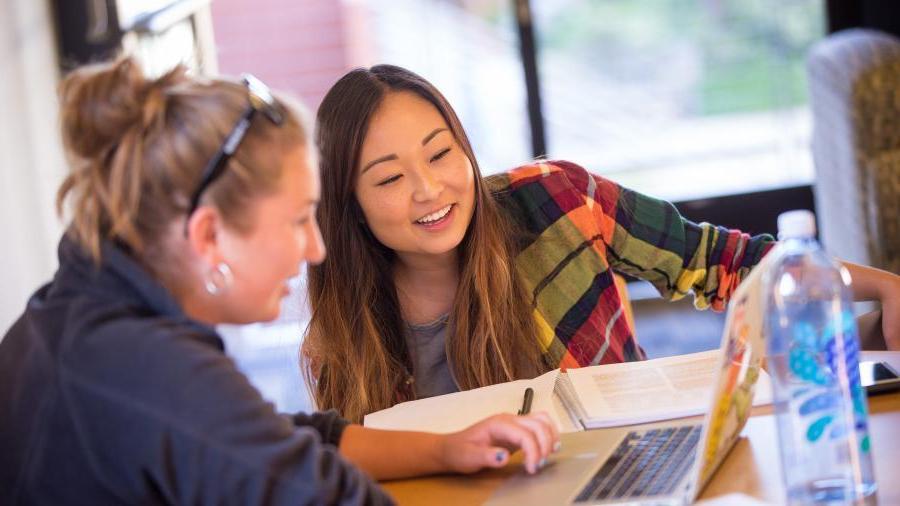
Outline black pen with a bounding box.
[517,387,534,415]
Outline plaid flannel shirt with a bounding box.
[487,160,775,369]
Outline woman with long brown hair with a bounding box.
[306,64,900,424]
[0,57,560,505]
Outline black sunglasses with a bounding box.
[185,73,284,228]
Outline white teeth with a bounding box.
[416,205,452,224]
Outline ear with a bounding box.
[185,206,224,267]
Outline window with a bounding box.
[117,0,218,76]
[529,0,825,201]
[366,0,825,201]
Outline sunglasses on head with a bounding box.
[185,74,284,231]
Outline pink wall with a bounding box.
[210,0,355,111]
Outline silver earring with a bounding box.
[204,262,234,295]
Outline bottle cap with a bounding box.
[777,210,816,239]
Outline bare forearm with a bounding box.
[338,425,446,481]
[841,261,900,301]
[338,413,560,482]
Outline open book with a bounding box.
[363,350,773,433]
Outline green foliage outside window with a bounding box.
[476,0,825,116]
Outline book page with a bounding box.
[565,350,718,425]
[564,350,772,428]
[363,368,568,433]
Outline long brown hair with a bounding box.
[305,65,550,422]
[55,57,307,282]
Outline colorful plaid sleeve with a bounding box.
[487,160,774,368]
[573,162,776,311]
[492,159,775,309]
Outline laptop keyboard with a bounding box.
[574,425,702,503]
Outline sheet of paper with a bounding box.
[363,368,565,433]
[564,350,772,428]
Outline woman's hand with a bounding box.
[340,413,560,481]
[439,413,560,475]
[842,262,900,350]
[881,281,900,350]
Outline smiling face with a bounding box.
[215,144,325,323]
[354,91,476,264]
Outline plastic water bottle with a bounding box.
[764,210,876,505]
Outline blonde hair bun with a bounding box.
[59,58,188,160]
[55,56,308,267]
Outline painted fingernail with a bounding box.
[538,457,547,469]
[495,450,507,463]
[553,441,562,453]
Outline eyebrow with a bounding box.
[361,154,398,174]
[421,127,447,145]
[360,128,449,174]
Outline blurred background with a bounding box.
[2,0,898,413]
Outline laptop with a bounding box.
[487,256,771,505]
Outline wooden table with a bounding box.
[381,351,900,505]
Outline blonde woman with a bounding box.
[0,58,558,505]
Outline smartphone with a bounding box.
[859,361,900,395]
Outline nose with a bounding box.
[411,165,443,203]
[305,221,327,265]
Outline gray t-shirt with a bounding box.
[405,314,459,399]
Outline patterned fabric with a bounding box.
[487,160,775,369]
[808,28,900,273]
[864,151,900,274]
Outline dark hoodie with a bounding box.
[0,236,392,505]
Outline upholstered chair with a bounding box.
[807,28,900,275]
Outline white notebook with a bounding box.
[363,350,773,434]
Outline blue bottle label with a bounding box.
[786,309,869,451]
